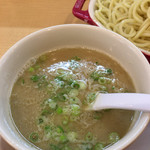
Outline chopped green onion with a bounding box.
[71,81,80,89]
[71,104,81,116]
[90,71,101,81]
[62,146,71,150]
[41,109,50,116]
[70,115,78,121]
[67,131,77,142]
[58,81,65,88]
[39,55,47,62]
[62,120,68,125]
[52,92,67,102]
[59,134,68,143]
[57,93,67,101]
[106,68,112,75]
[56,107,63,114]
[50,144,60,150]
[55,76,63,81]
[45,125,51,131]
[34,65,40,70]
[42,75,46,79]
[60,72,75,81]
[22,79,25,84]
[91,69,113,80]
[80,143,93,150]
[62,116,69,125]
[74,148,81,150]
[38,118,44,124]
[57,69,66,74]
[98,77,112,85]
[112,86,115,90]
[71,56,81,61]
[94,142,104,150]
[95,62,99,65]
[79,80,87,90]
[85,132,93,141]
[124,89,129,93]
[98,77,107,84]
[109,132,120,143]
[31,75,40,82]
[47,99,57,110]
[93,115,101,120]
[100,85,107,91]
[63,107,71,115]
[29,132,38,142]
[44,125,51,133]
[69,97,81,105]
[28,67,34,72]
[55,78,65,88]
[69,89,79,97]
[93,111,103,120]
[56,126,64,133]
[38,82,42,87]
[86,93,96,103]
[69,60,80,69]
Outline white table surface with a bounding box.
[1,123,150,150]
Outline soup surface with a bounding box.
[10,48,135,150]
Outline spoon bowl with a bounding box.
[88,93,150,112]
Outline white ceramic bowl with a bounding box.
[0,24,150,150]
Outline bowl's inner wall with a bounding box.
[0,25,150,150]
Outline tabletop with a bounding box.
[0,0,88,58]
[0,0,150,150]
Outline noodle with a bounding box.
[95,0,150,52]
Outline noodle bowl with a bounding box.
[94,0,150,52]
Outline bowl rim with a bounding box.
[0,24,150,150]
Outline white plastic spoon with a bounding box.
[88,93,150,112]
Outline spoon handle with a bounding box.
[93,93,150,111]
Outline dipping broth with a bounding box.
[10,48,135,150]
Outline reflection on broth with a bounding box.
[10,48,135,150]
